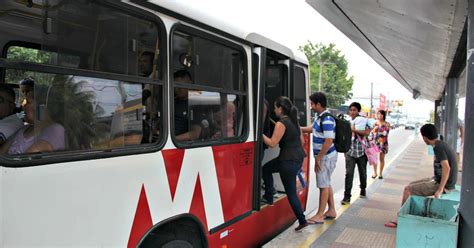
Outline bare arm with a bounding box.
[301,125,313,133]
[26,140,54,153]
[300,132,305,147]
[176,125,202,141]
[352,126,371,137]
[434,160,451,198]
[263,122,286,148]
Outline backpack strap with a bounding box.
[318,112,334,133]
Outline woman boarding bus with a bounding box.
[0,1,315,247]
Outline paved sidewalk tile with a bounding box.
[371,193,401,204]
[356,208,397,221]
[362,199,400,211]
[334,228,395,248]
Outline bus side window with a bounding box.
[171,29,247,146]
[0,70,163,155]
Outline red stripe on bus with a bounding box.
[162,149,185,200]
[127,184,153,248]
[189,175,208,231]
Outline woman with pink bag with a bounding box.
[371,110,390,179]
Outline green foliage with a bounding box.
[5,46,54,85]
[299,42,353,108]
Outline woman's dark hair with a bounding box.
[309,92,327,108]
[274,96,300,134]
[20,76,35,87]
[349,102,362,112]
[420,124,438,140]
[378,110,387,121]
[173,69,193,82]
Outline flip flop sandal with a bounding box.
[307,219,324,225]
[384,221,398,228]
[324,215,336,220]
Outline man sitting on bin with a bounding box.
[385,123,458,228]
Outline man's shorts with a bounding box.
[316,154,337,188]
[407,178,439,196]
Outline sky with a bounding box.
[173,0,435,119]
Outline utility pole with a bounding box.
[317,59,335,92]
[318,61,324,92]
[370,82,373,118]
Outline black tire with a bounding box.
[139,220,205,248]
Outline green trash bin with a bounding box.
[396,195,459,248]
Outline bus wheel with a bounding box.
[162,240,193,248]
[140,218,206,248]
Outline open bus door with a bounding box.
[252,48,292,210]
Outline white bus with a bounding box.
[0,1,316,247]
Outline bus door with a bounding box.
[252,49,289,209]
[291,62,310,194]
[263,56,289,199]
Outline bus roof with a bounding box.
[142,0,306,63]
[245,32,294,58]
[293,50,309,65]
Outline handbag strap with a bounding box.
[356,135,369,150]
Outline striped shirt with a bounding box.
[313,110,336,157]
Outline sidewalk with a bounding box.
[265,137,437,248]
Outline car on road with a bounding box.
[405,121,416,130]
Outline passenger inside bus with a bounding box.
[174,69,202,141]
[0,77,65,154]
[141,51,155,103]
[0,84,23,145]
[139,51,162,144]
[214,101,236,138]
[138,51,154,78]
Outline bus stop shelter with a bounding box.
[306,0,473,246]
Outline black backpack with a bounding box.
[319,113,352,153]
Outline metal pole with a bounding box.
[434,100,441,130]
[441,92,446,139]
[318,61,323,92]
[370,82,373,118]
[459,1,474,246]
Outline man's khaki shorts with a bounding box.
[407,178,439,196]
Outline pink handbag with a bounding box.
[358,136,380,165]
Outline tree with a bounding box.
[5,46,54,85]
[299,42,354,108]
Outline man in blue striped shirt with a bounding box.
[301,92,337,223]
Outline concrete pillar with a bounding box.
[459,1,474,246]
[444,78,458,150]
[440,93,446,140]
[434,100,441,131]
